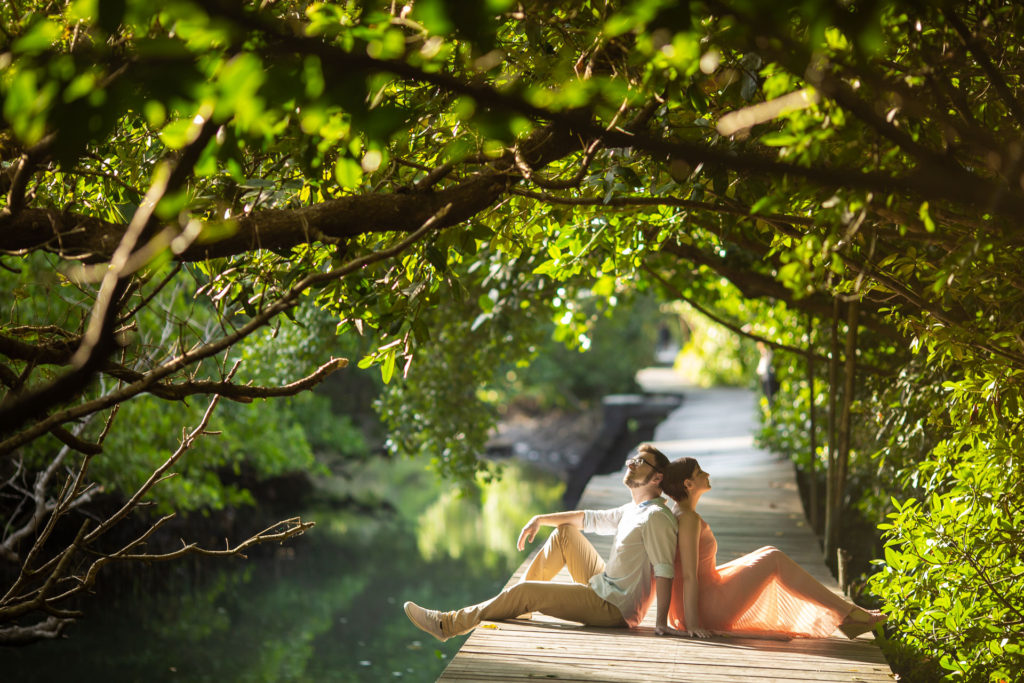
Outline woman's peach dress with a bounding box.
[668,518,852,637]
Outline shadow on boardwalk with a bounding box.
[439,375,893,682]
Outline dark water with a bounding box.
[3,461,564,682]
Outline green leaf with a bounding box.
[410,0,453,35]
[381,349,396,384]
[918,201,936,232]
[160,118,196,150]
[334,158,364,189]
[13,20,61,54]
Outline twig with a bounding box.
[83,376,228,544]
[642,263,825,361]
[116,263,183,325]
[509,188,816,226]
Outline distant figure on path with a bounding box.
[658,457,886,639]
[756,341,780,405]
[403,444,680,641]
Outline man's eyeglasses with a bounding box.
[626,456,662,472]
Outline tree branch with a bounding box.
[110,517,314,562]
[656,238,899,339]
[0,135,54,220]
[509,188,816,226]
[148,357,349,402]
[0,203,448,452]
[0,616,71,645]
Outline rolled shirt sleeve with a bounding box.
[642,506,677,579]
[582,504,627,535]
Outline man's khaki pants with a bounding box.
[441,524,626,637]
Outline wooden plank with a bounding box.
[445,652,890,681]
[438,381,893,682]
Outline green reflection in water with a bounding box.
[3,460,564,682]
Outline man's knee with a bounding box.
[549,523,582,545]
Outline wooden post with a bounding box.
[826,299,859,565]
[824,298,841,561]
[837,548,852,596]
[836,300,859,521]
[806,315,819,534]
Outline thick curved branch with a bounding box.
[0,175,500,262]
[0,203,448,452]
[0,121,220,440]
[74,119,220,369]
[0,331,345,403]
[512,96,633,191]
[0,119,574,264]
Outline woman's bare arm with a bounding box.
[676,511,711,637]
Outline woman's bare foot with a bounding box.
[839,607,887,639]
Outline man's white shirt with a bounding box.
[582,497,677,626]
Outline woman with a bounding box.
[656,456,886,639]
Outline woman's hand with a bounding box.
[655,624,713,638]
[684,627,713,639]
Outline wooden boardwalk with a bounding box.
[439,376,893,682]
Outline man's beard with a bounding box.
[625,470,655,489]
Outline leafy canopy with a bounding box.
[2,0,1024,673]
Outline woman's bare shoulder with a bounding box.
[675,506,703,528]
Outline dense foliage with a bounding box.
[2,0,1024,678]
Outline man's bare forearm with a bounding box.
[655,576,673,631]
[533,510,584,528]
[517,510,585,550]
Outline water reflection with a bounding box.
[3,460,564,682]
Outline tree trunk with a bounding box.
[807,314,819,534]
[824,297,841,560]
[826,299,860,564]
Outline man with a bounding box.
[756,341,779,405]
[403,443,679,641]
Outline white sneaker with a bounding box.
[404,601,449,642]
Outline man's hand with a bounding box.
[517,516,541,551]
[514,510,582,551]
